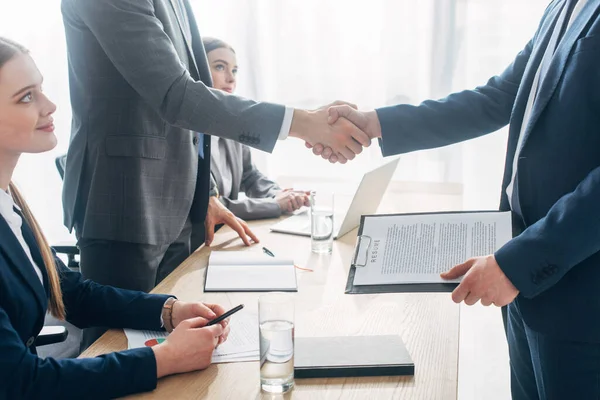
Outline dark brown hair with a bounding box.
[0,36,28,69]
[0,37,66,319]
[202,37,236,55]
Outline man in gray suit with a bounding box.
[60,0,368,304]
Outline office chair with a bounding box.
[52,154,79,271]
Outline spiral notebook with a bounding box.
[204,252,298,292]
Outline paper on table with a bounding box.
[353,211,512,285]
[205,252,297,291]
[124,329,168,349]
[124,311,260,363]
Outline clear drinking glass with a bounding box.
[310,191,334,254]
[259,293,295,393]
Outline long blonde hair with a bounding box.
[8,183,65,320]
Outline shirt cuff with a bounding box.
[278,107,294,140]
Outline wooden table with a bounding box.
[81,188,465,399]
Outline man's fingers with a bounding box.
[241,219,260,244]
[346,139,363,156]
[348,124,371,148]
[329,154,341,163]
[228,217,252,246]
[321,146,333,159]
[338,147,355,161]
[204,221,215,246]
[464,292,481,306]
[328,104,357,124]
[312,143,324,155]
[329,100,358,110]
[451,275,473,303]
[481,297,493,307]
[441,259,474,280]
[305,142,313,149]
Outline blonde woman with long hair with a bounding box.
[0,37,231,399]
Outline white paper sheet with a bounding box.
[353,211,512,285]
[124,311,260,363]
[205,252,297,291]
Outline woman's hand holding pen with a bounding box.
[172,302,231,344]
[276,189,311,213]
[152,317,223,378]
[153,302,231,378]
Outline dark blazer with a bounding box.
[60,0,285,246]
[211,139,282,220]
[376,0,600,341]
[0,214,171,399]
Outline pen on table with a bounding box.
[262,246,313,272]
[262,246,275,257]
[206,304,244,326]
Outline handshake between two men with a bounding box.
[288,102,383,164]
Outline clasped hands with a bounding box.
[291,101,383,164]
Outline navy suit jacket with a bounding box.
[376,0,600,341]
[0,213,171,398]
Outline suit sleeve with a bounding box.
[56,255,170,330]
[374,0,564,156]
[65,0,284,152]
[376,37,532,155]
[495,165,600,298]
[0,305,158,399]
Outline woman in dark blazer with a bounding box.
[0,37,230,399]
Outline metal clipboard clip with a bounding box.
[351,235,372,268]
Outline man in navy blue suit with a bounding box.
[318,0,600,398]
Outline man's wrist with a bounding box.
[289,109,312,141]
[365,110,383,139]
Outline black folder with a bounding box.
[294,335,414,378]
[344,211,508,294]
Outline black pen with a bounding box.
[262,246,275,257]
[206,304,244,326]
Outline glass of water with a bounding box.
[310,190,334,254]
[259,293,295,393]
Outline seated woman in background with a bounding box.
[203,37,310,220]
[0,37,230,399]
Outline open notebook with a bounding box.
[204,252,298,292]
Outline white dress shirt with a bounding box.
[0,189,44,285]
[506,0,586,206]
[278,107,294,140]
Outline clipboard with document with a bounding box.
[345,210,513,294]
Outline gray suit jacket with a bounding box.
[211,140,282,220]
[60,0,285,245]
